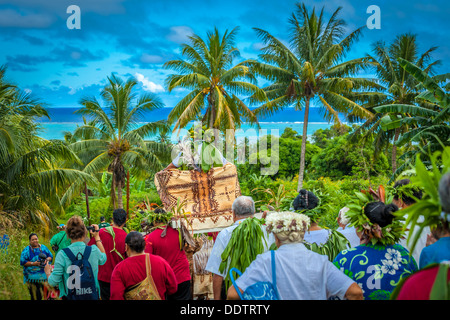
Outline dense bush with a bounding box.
[63,189,162,226]
[309,134,390,180]
[236,126,394,230]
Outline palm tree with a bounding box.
[373,58,450,180]
[0,65,95,229]
[163,27,267,134]
[247,3,381,191]
[62,74,171,210]
[351,33,440,174]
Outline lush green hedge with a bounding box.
[63,189,162,226]
[238,173,390,230]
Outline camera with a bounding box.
[86,226,99,232]
[38,253,47,267]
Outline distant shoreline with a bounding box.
[36,121,342,142]
[36,107,357,141]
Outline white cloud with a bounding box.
[166,26,194,44]
[140,53,163,64]
[135,73,164,93]
[68,87,77,95]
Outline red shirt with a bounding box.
[144,226,191,284]
[88,227,127,283]
[396,265,450,300]
[110,254,178,300]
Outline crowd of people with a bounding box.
[19,173,450,300]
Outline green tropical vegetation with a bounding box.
[246,3,383,191]
[61,74,171,213]
[163,27,265,133]
[0,1,449,300]
[351,33,442,175]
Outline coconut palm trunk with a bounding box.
[110,174,117,209]
[117,179,124,209]
[297,97,311,191]
[85,182,91,225]
[392,127,400,174]
[126,170,130,218]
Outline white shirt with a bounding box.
[398,220,430,265]
[205,218,275,278]
[235,242,355,300]
[337,226,361,248]
[304,229,330,245]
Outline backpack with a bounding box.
[62,246,99,300]
[229,250,280,300]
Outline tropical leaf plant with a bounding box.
[350,34,441,174]
[397,146,450,254]
[253,184,291,212]
[373,58,450,182]
[0,65,96,230]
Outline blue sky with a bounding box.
[0,0,449,109]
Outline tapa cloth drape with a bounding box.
[154,163,241,231]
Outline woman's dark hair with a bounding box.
[113,208,127,226]
[364,201,398,228]
[29,233,38,240]
[125,231,146,253]
[293,189,319,211]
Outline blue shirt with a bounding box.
[48,241,107,298]
[20,244,53,283]
[419,237,450,269]
[235,243,355,300]
[333,243,418,300]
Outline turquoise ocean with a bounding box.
[37,107,351,142]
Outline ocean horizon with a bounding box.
[36,107,355,141]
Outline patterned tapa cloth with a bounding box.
[155,163,241,231]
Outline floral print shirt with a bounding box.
[333,243,418,300]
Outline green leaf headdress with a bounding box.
[345,185,406,246]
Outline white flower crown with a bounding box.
[339,207,350,226]
[266,211,311,234]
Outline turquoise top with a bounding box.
[50,231,72,255]
[48,241,107,298]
